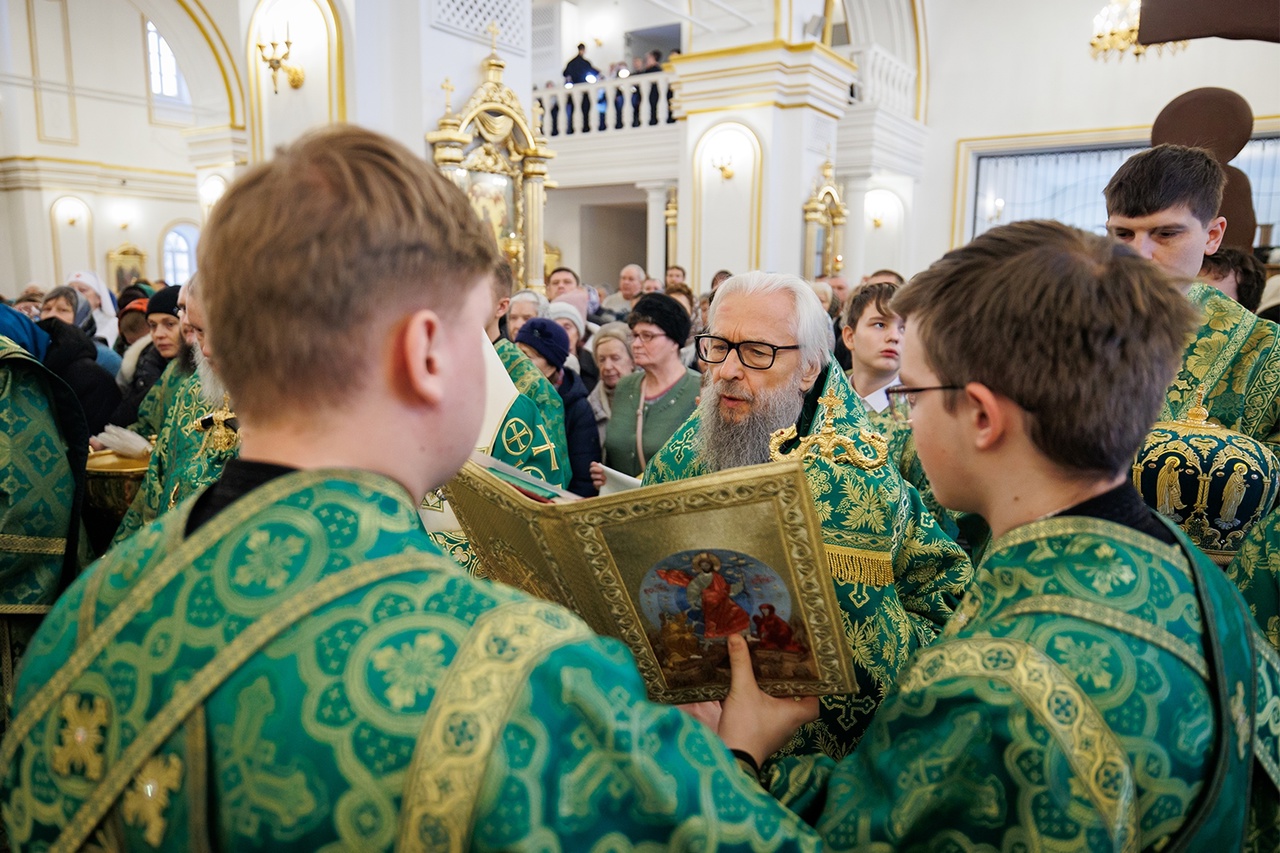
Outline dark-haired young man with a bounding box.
[1105,143,1280,448]
[721,220,1280,851]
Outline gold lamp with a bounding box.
[256,23,305,93]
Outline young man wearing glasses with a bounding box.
[645,270,971,759]
[718,220,1280,850]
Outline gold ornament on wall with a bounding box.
[256,22,305,94]
[802,161,847,280]
[426,22,555,289]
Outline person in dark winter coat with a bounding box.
[36,317,121,435]
[515,318,602,497]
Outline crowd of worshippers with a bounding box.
[3,129,1280,851]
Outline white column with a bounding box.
[637,180,674,283]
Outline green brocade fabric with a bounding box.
[494,337,570,489]
[111,370,238,546]
[1,470,823,851]
[1164,284,1280,446]
[1229,506,1280,653]
[426,392,561,572]
[863,403,960,542]
[646,363,972,758]
[768,516,1280,851]
[129,358,188,440]
[1,336,86,741]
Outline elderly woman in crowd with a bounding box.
[586,322,635,444]
[36,287,121,434]
[506,288,549,341]
[40,286,122,375]
[591,293,700,481]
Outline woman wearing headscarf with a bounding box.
[40,286,122,376]
[65,270,118,348]
[38,288,121,434]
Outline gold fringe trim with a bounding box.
[0,534,65,555]
[0,604,53,616]
[824,544,894,588]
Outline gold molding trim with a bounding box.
[669,37,856,72]
[247,0,347,162]
[685,100,841,121]
[0,155,195,180]
[26,0,79,146]
[948,116,1280,249]
[911,0,926,122]
[175,0,245,130]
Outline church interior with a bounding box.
[0,0,1276,298]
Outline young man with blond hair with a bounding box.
[1,126,823,851]
[719,220,1280,850]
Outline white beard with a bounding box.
[695,374,805,472]
[193,346,230,408]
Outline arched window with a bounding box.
[162,224,199,285]
[146,21,190,104]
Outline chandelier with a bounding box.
[1090,1,1188,60]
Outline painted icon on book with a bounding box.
[640,548,816,688]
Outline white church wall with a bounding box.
[545,183,647,287]
[914,0,1280,274]
[0,0,208,296]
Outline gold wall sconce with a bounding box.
[711,153,734,180]
[256,24,305,94]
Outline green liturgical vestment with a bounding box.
[1164,284,1280,446]
[646,363,972,758]
[424,340,569,573]
[112,369,239,546]
[1229,505,1280,654]
[494,337,570,488]
[862,403,961,543]
[128,358,188,440]
[1,336,87,735]
[1,469,825,852]
[767,514,1280,851]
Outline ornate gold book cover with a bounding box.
[445,455,855,704]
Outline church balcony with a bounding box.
[534,72,681,188]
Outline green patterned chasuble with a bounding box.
[1164,284,1280,446]
[128,358,189,440]
[767,515,1280,852]
[427,340,569,572]
[1229,506,1280,653]
[111,370,239,546]
[646,363,972,758]
[1,469,823,852]
[1,336,86,738]
[494,337,569,488]
[862,403,961,543]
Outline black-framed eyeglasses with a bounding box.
[884,384,963,421]
[695,334,800,370]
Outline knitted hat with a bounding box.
[147,286,181,318]
[547,301,585,338]
[516,317,570,370]
[120,297,151,316]
[627,293,690,345]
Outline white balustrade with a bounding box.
[532,72,676,138]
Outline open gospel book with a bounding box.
[444,454,856,704]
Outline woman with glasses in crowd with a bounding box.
[591,293,700,480]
